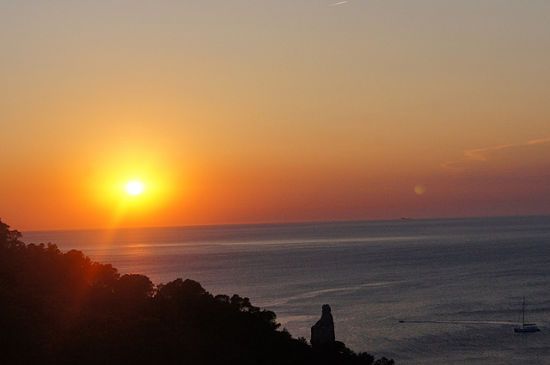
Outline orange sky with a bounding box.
[1,1,550,230]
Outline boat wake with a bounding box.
[398,319,518,326]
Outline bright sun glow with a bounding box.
[125,180,145,196]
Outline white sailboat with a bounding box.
[514,297,540,333]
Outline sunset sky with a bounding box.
[1,1,550,230]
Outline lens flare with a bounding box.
[414,184,427,195]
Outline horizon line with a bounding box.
[22,213,550,234]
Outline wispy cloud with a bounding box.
[442,137,550,171]
[463,143,518,162]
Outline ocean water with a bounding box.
[25,216,550,364]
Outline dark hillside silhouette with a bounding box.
[0,219,393,365]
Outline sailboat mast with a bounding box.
[522,297,525,325]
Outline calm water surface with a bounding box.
[25,216,550,364]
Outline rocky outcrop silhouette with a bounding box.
[311,304,336,347]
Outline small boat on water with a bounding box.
[514,297,540,333]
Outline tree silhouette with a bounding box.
[0,219,391,365]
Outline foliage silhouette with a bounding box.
[0,220,392,365]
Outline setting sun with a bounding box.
[125,180,145,196]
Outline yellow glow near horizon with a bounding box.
[125,180,145,196]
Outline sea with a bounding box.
[24,216,550,365]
